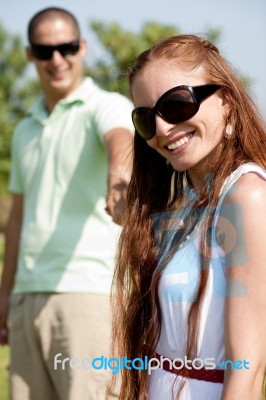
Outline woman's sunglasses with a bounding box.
[30,40,80,60]
[132,84,221,140]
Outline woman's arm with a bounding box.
[220,172,266,400]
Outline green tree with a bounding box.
[0,22,40,194]
[0,23,26,192]
[87,22,251,96]
[87,21,180,95]
[0,20,252,197]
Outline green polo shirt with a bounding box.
[9,77,133,294]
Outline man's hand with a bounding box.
[106,172,129,225]
[104,127,133,225]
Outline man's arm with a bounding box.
[104,127,133,225]
[0,194,23,345]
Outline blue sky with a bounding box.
[1,0,266,117]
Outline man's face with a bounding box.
[27,17,87,99]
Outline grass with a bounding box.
[0,236,4,265]
[0,345,9,400]
[0,235,9,400]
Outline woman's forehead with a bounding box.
[134,60,206,83]
[131,62,206,105]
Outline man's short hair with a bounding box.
[28,7,80,43]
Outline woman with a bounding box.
[112,35,266,399]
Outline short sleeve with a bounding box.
[92,91,134,142]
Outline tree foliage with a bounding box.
[0,19,252,197]
[0,23,41,193]
[86,21,180,95]
[87,22,251,96]
[0,23,25,190]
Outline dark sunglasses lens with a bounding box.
[132,88,200,140]
[31,45,53,60]
[158,89,197,123]
[133,110,155,140]
[31,42,80,60]
[59,42,80,57]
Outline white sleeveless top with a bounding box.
[148,163,266,400]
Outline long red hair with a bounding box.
[111,35,266,399]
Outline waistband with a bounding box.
[155,353,224,383]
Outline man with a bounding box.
[0,7,133,400]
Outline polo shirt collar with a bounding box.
[27,78,94,121]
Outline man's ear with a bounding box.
[26,46,34,62]
[79,38,88,57]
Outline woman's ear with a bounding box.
[221,88,232,116]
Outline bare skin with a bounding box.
[0,195,23,345]
[131,60,266,399]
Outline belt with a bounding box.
[155,354,224,383]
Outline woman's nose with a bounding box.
[155,114,174,137]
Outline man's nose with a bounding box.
[49,50,65,64]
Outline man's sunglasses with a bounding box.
[132,84,221,140]
[30,40,80,60]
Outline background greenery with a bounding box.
[0,236,9,399]
[0,18,260,400]
[0,20,250,221]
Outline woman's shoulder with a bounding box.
[222,163,266,208]
[221,163,266,203]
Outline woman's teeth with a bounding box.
[167,133,193,151]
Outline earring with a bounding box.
[225,122,233,139]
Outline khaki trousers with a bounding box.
[8,293,118,400]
